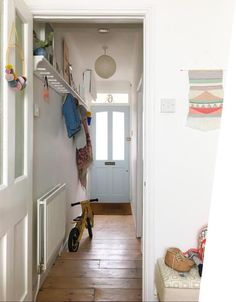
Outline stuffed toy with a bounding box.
[5,64,27,91]
[184,225,208,277]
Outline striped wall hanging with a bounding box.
[186,70,223,131]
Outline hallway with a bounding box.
[37,215,142,301]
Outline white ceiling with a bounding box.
[53,23,143,83]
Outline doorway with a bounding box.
[0,0,156,298]
[31,17,144,302]
[91,105,130,202]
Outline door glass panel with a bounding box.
[0,1,3,184]
[96,112,108,160]
[113,112,124,160]
[15,12,25,178]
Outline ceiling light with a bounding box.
[95,46,116,79]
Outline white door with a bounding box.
[0,0,33,301]
[91,106,130,202]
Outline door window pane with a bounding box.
[0,1,3,184]
[15,12,25,178]
[113,112,124,160]
[96,112,108,160]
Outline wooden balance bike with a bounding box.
[68,198,98,252]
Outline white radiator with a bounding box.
[37,183,66,273]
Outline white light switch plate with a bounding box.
[34,103,40,117]
[161,98,176,113]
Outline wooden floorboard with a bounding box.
[38,215,142,302]
[60,252,142,261]
[100,260,142,269]
[79,242,141,250]
[43,277,142,289]
[49,267,142,278]
[37,289,94,302]
[95,288,142,301]
[51,259,100,269]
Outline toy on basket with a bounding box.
[184,224,208,277]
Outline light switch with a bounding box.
[161,98,176,113]
[34,103,40,117]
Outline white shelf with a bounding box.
[33,55,88,108]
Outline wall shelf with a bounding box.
[33,55,88,108]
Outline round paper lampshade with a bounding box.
[95,53,116,79]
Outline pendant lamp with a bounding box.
[95,46,116,79]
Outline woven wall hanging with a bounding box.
[186,70,223,131]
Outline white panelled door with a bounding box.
[0,0,33,301]
[91,106,130,202]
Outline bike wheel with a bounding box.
[86,217,93,239]
[68,227,80,252]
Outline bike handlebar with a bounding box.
[71,198,99,207]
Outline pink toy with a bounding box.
[5,64,27,91]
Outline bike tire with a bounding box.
[86,217,93,239]
[68,227,80,252]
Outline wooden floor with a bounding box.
[37,215,142,302]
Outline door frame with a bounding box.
[33,7,156,302]
[136,76,143,238]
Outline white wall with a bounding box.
[147,1,233,299]
[26,0,235,300]
[53,30,85,94]
[96,80,131,94]
[32,29,88,289]
[51,24,141,83]
[32,78,88,285]
[200,10,236,301]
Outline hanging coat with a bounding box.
[62,93,81,138]
[75,125,86,150]
[76,119,93,188]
